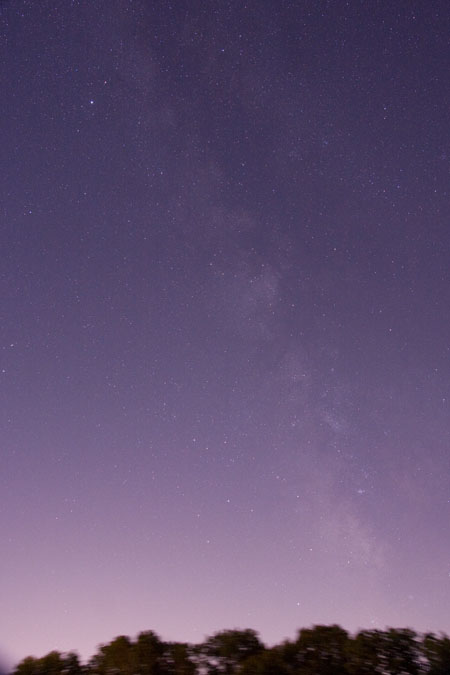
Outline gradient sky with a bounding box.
[2,0,450,668]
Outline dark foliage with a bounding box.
[12,625,450,675]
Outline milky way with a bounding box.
[2,0,450,666]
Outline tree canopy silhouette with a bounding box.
[12,625,450,675]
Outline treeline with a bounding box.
[13,625,450,675]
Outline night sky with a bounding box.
[2,0,450,667]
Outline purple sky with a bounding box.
[2,0,450,667]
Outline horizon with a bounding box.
[5,621,450,669]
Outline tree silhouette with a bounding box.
[199,629,264,675]
[12,624,450,675]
